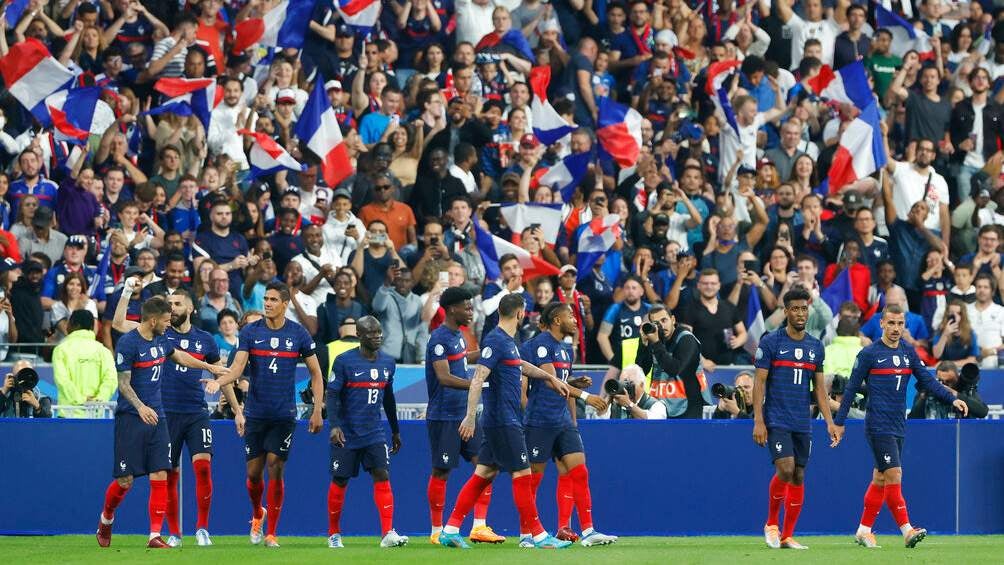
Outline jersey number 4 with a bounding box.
[268,358,278,374]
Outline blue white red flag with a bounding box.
[806,60,873,110]
[232,0,315,51]
[239,129,306,177]
[539,151,590,203]
[596,98,642,168]
[45,87,115,144]
[146,77,221,131]
[0,39,74,124]
[337,0,381,34]
[529,66,576,146]
[474,218,561,281]
[575,214,621,280]
[745,287,766,358]
[499,203,564,244]
[828,102,885,192]
[295,78,353,188]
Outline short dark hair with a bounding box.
[141,296,171,320]
[265,281,291,302]
[648,303,670,319]
[784,286,811,306]
[381,84,403,98]
[498,253,519,269]
[68,309,95,332]
[541,302,570,327]
[741,55,765,77]
[165,252,187,266]
[955,262,974,273]
[498,293,526,318]
[454,142,477,164]
[217,308,239,326]
[836,316,859,337]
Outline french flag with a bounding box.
[596,97,643,168]
[473,218,560,282]
[499,203,564,244]
[806,61,874,110]
[147,77,221,131]
[828,102,886,193]
[575,214,622,280]
[744,287,766,358]
[475,29,536,63]
[530,66,576,146]
[295,78,353,188]
[232,0,315,52]
[820,268,854,317]
[538,151,590,203]
[45,87,116,144]
[875,5,931,58]
[337,0,381,33]
[238,129,306,177]
[0,39,74,121]
[706,59,742,135]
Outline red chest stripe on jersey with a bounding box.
[346,381,387,389]
[552,361,571,369]
[133,357,166,368]
[502,359,521,366]
[772,360,817,370]
[447,351,466,361]
[250,349,299,358]
[869,368,910,375]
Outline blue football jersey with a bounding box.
[114,330,176,417]
[754,329,825,433]
[836,340,955,437]
[478,327,524,428]
[238,319,316,421]
[328,348,396,449]
[425,325,470,421]
[520,332,574,428]
[161,326,220,415]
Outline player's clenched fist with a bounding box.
[458,415,476,441]
[753,420,767,446]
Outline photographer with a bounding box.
[814,374,865,421]
[0,360,51,418]
[712,372,754,419]
[597,365,667,419]
[909,361,989,420]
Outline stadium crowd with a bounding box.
[0,0,1002,416]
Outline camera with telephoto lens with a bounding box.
[10,367,39,394]
[830,374,848,398]
[641,322,658,336]
[712,382,747,412]
[958,363,980,396]
[604,378,636,399]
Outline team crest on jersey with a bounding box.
[150,346,159,357]
[633,315,642,326]
[119,460,126,471]
[441,453,449,464]
[883,454,891,464]
[195,341,202,352]
[560,349,567,360]
[332,460,340,471]
[370,368,379,380]
[270,337,280,349]
[795,348,803,360]
[482,347,492,359]
[775,442,782,453]
[904,356,910,366]
[180,339,189,349]
[808,350,816,360]
[537,346,548,358]
[285,338,294,350]
[532,447,540,457]
[117,353,123,364]
[434,344,445,356]
[893,356,901,367]
[383,368,390,377]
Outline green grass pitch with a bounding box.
[3,535,1002,564]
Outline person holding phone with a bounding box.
[350,219,405,302]
[932,301,980,365]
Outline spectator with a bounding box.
[700,198,767,291]
[933,301,980,366]
[194,198,250,293]
[282,261,319,336]
[51,310,117,418]
[322,187,365,266]
[850,208,889,279]
[887,62,951,160]
[241,256,277,313]
[17,205,66,267]
[764,282,833,340]
[677,268,748,369]
[933,263,976,328]
[9,150,59,210]
[712,371,754,420]
[350,219,405,301]
[948,67,1004,204]
[266,207,305,275]
[410,147,468,222]
[199,267,242,333]
[41,235,97,311]
[823,300,864,346]
[9,194,40,242]
[960,225,1004,279]
[145,252,191,297]
[359,173,418,254]
[50,271,98,341]
[0,360,51,418]
[883,136,950,252]
[213,308,240,361]
[824,317,863,379]
[862,287,930,351]
[482,253,535,339]
[372,263,424,362]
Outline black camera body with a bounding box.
[831,374,848,397]
[958,363,980,396]
[604,378,636,399]
[10,367,39,394]
[712,382,748,413]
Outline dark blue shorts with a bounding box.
[525,425,584,463]
[867,434,904,472]
[167,412,213,467]
[767,428,812,468]
[478,426,530,473]
[244,418,296,461]
[330,442,389,478]
[427,419,481,469]
[113,413,171,478]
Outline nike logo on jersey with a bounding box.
[878,358,888,363]
[779,350,790,354]
[139,351,147,357]
[354,371,366,377]
[255,339,266,344]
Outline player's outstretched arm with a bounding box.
[752,368,769,446]
[304,354,325,433]
[521,360,570,397]
[912,361,968,416]
[813,371,842,447]
[118,370,157,426]
[208,351,250,392]
[173,349,227,375]
[459,365,490,441]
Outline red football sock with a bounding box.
[327,482,346,536]
[556,473,574,530]
[474,484,492,521]
[102,480,130,521]
[568,464,594,531]
[165,469,180,536]
[427,476,447,528]
[373,480,395,535]
[446,475,491,528]
[148,479,168,535]
[512,474,545,537]
[520,473,544,533]
[265,480,284,536]
[193,459,212,530]
[884,483,911,528]
[860,483,885,528]
[766,475,788,527]
[247,478,264,519]
[780,484,805,540]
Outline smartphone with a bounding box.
[743,260,757,272]
[439,271,449,285]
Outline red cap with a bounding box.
[520,133,539,149]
